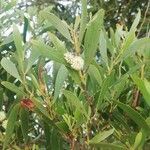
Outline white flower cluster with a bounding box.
[0,111,6,121]
[2,120,8,129]
[64,52,84,71]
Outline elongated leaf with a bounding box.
[122,38,150,60]
[90,142,126,150]
[67,67,81,85]
[20,108,29,143]
[1,58,21,81]
[25,47,40,73]
[114,101,150,134]
[13,25,24,69]
[132,75,150,106]
[133,132,143,150]
[97,73,114,109]
[32,98,50,118]
[32,40,66,64]
[1,81,26,96]
[49,32,67,53]
[84,9,104,66]
[3,104,20,149]
[74,16,80,31]
[40,11,71,41]
[118,10,142,61]
[63,90,87,117]
[89,128,114,144]
[130,9,141,32]
[33,98,59,131]
[23,16,28,43]
[79,0,87,43]
[54,65,68,100]
[43,122,51,150]
[88,65,102,86]
[99,30,108,67]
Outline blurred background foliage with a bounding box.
[0,0,149,59]
[0,0,150,37]
[0,0,150,149]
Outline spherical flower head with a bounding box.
[71,56,84,71]
[64,52,84,71]
[2,120,8,129]
[64,52,74,64]
[0,111,6,121]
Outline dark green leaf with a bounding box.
[23,16,28,43]
[54,65,68,100]
[114,101,150,134]
[63,90,87,117]
[20,108,29,143]
[3,104,20,149]
[89,128,114,144]
[132,75,150,106]
[90,142,126,150]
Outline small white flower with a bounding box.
[2,120,8,129]
[64,52,84,71]
[64,52,74,64]
[71,56,84,70]
[0,111,6,121]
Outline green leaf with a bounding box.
[1,58,21,81]
[63,90,87,117]
[20,108,29,143]
[1,81,26,96]
[3,104,20,149]
[67,67,81,85]
[132,75,150,106]
[56,121,70,133]
[84,9,104,66]
[89,128,114,144]
[74,16,80,31]
[133,132,143,150]
[90,142,126,150]
[97,73,114,109]
[79,0,87,43]
[25,47,40,73]
[33,98,59,131]
[114,101,150,134]
[54,65,68,100]
[32,98,50,118]
[49,32,67,53]
[122,38,150,60]
[32,40,66,64]
[13,25,24,68]
[99,30,108,67]
[117,10,141,62]
[40,11,72,41]
[88,64,102,86]
[23,16,28,43]
[43,122,51,150]
[130,9,141,32]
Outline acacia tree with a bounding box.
[0,0,150,150]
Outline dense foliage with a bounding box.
[0,0,150,149]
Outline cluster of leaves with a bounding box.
[0,0,150,149]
